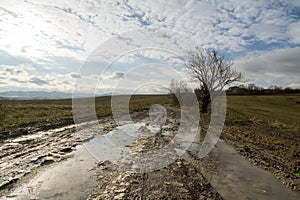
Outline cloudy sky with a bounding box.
[0,0,299,94]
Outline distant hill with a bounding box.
[0,91,96,100]
[0,96,9,100]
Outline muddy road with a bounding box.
[0,117,116,197]
[1,109,300,199]
[88,118,299,200]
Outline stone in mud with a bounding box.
[164,181,184,187]
[98,160,113,170]
[179,188,189,193]
[114,193,126,199]
[119,182,130,187]
[115,188,127,193]
[98,160,112,166]
[44,156,55,161]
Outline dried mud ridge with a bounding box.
[0,117,116,196]
[88,118,223,200]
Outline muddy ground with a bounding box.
[0,108,299,199]
[0,117,116,197]
[222,123,300,192]
[87,109,300,199]
[88,110,222,200]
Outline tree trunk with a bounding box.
[201,92,210,113]
[195,87,211,113]
[201,99,208,113]
[201,86,210,113]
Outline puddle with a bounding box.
[3,123,143,200]
[199,140,300,200]
[83,123,143,161]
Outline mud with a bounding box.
[5,122,145,200]
[0,117,116,196]
[1,108,299,199]
[187,140,300,200]
[222,125,300,192]
[89,117,222,200]
[88,113,300,199]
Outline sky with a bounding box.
[0,0,300,94]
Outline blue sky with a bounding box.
[0,0,300,93]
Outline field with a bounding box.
[0,94,299,191]
[0,94,299,140]
[0,95,175,140]
[224,95,300,191]
[226,95,300,136]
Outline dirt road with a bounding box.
[88,117,299,200]
[0,117,116,197]
[1,109,300,199]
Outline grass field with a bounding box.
[0,95,175,140]
[222,95,300,191]
[0,94,299,140]
[226,95,300,138]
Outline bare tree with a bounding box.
[169,79,189,94]
[169,79,190,105]
[186,47,242,113]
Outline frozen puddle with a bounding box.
[4,123,143,200]
[198,140,300,200]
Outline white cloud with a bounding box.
[102,72,125,80]
[69,72,81,79]
[287,83,300,89]
[0,64,84,92]
[235,47,300,86]
[249,23,282,42]
[288,21,300,44]
[29,77,49,86]
[0,0,300,92]
[1,0,297,61]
